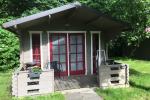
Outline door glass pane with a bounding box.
[33,55,40,63]
[33,47,40,54]
[77,35,82,44]
[70,54,76,62]
[52,46,58,54]
[52,36,58,45]
[60,45,66,54]
[77,45,83,53]
[71,63,76,71]
[52,55,59,61]
[77,62,83,70]
[77,54,83,61]
[59,36,65,45]
[70,36,76,44]
[61,63,66,71]
[70,45,76,53]
[60,54,66,62]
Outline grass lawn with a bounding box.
[0,70,65,100]
[95,58,150,100]
[0,58,150,100]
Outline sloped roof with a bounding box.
[2,2,130,32]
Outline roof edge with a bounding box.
[2,2,81,28]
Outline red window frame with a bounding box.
[32,34,41,66]
[69,34,85,75]
[49,33,68,76]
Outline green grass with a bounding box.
[1,58,150,100]
[95,58,150,100]
[0,70,65,100]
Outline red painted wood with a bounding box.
[32,34,41,66]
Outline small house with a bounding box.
[2,2,130,96]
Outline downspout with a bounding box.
[125,64,128,85]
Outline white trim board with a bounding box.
[90,31,101,75]
[29,31,43,69]
[67,33,70,76]
[47,33,50,62]
[47,31,86,33]
[84,32,87,75]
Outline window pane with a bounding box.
[71,63,76,71]
[52,36,58,45]
[77,54,83,61]
[70,36,76,44]
[52,46,58,54]
[77,45,83,53]
[33,46,40,54]
[52,55,59,61]
[59,36,65,45]
[70,54,76,62]
[61,63,66,71]
[33,55,40,64]
[77,35,82,44]
[60,54,66,62]
[70,45,76,53]
[60,45,66,54]
[77,62,83,70]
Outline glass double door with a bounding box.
[49,33,85,76]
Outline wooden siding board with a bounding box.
[54,75,98,91]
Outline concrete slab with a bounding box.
[62,88,103,100]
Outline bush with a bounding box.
[0,28,19,71]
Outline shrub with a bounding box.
[0,28,19,71]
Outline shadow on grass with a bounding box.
[130,68,150,76]
[129,68,150,91]
[129,81,150,91]
[129,68,141,76]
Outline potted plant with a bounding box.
[29,66,42,79]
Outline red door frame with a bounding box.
[69,34,85,75]
[49,33,68,76]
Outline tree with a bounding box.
[0,19,19,71]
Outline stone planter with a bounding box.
[98,63,129,88]
[12,69,54,97]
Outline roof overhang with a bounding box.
[2,2,131,33]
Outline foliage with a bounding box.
[88,0,150,57]
[0,21,19,71]
[31,66,42,73]
[96,58,150,100]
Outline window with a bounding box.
[32,34,41,66]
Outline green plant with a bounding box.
[31,66,42,73]
[0,23,19,71]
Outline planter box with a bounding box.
[29,72,41,79]
[98,63,129,88]
[12,69,54,97]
